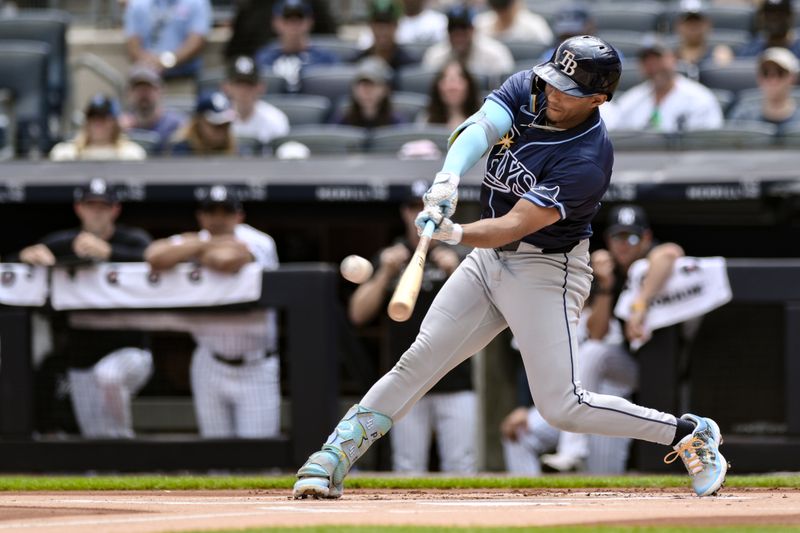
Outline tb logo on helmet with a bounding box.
[559,50,578,76]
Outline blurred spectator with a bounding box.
[356,0,418,71]
[225,0,337,60]
[395,0,448,44]
[17,178,153,439]
[223,56,290,146]
[737,0,800,58]
[729,47,800,133]
[50,95,147,161]
[254,0,339,93]
[539,3,597,62]
[124,0,211,80]
[474,0,553,45]
[417,59,480,130]
[605,40,723,132]
[120,64,187,155]
[423,4,514,78]
[349,181,475,473]
[673,0,734,80]
[171,92,237,155]
[502,205,684,475]
[145,185,281,439]
[337,57,406,129]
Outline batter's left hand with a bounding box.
[431,218,463,245]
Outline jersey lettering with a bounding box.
[485,148,537,197]
[559,50,578,76]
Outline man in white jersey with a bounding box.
[145,185,281,438]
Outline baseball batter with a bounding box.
[146,185,280,438]
[294,36,727,499]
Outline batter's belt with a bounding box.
[495,240,579,254]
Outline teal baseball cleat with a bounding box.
[293,404,392,500]
[664,414,728,497]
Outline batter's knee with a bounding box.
[536,398,583,433]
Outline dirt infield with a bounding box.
[0,488,798,532]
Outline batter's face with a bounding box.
[544,84,606,129]
[606,230,652,271]
[197,206,243,236]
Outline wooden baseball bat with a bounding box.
[387,219,436,322]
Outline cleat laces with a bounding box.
[664,438,707,476]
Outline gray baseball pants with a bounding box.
[362,241,678,446]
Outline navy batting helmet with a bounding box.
[532,35,621,101]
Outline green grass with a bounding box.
[0,474,797,491]
[191,526,797,533]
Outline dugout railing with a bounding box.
[0,265,340,472]
[632,259,800,473]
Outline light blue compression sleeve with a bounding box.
[440,99,514,177]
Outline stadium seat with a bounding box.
[590,2,666,33]
[597,30,653,58]
[271,124,367,154]
[300,64,360,102]
[617,62,644,92]
[711,88,736,116]
[699,59,759,92]
[398,65,492,95]
[161,94,196,116]
[666,4,754,32]
[609,129,673,151]
[775,122,800,146]
[0,10,70,121]
[235,135,264,156]
[403,41,436,63]
[368,124,452,153]
[500,39,550,62]
[263,94,332,126]
[390,92,430,122]
[309,37,363,62]
[676,120,777,150]
[0,41,50,156]
[197,67,287,96]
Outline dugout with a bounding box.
[0,152,798,473]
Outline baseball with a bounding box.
[340,255,374,284]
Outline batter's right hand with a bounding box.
[423,171,459,219]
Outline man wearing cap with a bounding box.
[16,178,154,438]
[145,185,281,438]
[356,0,418,70]
[393,0,447,45]
[502,205,685,475]
[348,182,474,474]
[50,94,147,161]
[120,64,187,154]
[604,39,723,132]
[423,4,514,79]
[170,92,237,155]
[729,47,800,132]
[294,35,727,501]
[672,0,733,80]
[474,0,553,45]
[124,0,211,80]
[254,0,339,93]
[223,56,290,146]
[737,0,800,58]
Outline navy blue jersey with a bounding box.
[484,70,614,251]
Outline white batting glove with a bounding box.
[423,171,460,219]
[414,206,442,235]
[431,217,463,245]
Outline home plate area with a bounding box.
[0,489,797,532]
